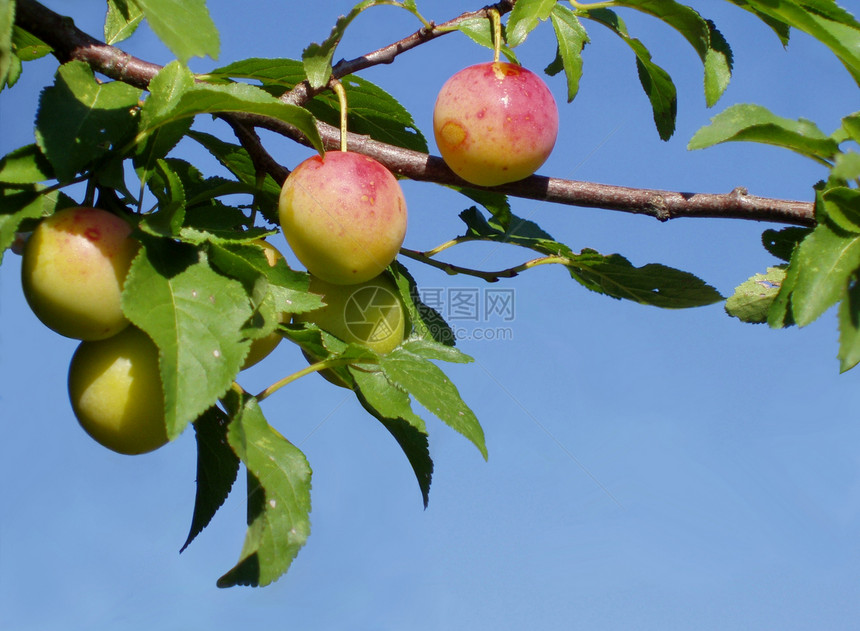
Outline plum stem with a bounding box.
[332,80,349,152]
[490,8,502,63]
[255,356,360,401]
[400,246,570,282]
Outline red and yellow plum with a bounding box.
[433,62,558,187]
[278,151,407,285]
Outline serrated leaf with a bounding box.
[134,117,193,186]
[187,130,282,221]
[35,61,142,182]
[585,9,677,140]
[838,278,860,372]
[726,267,786,323]
[142,157,186,235]
[391,262,455,346]
[302,0,386,88]
[569,250,723,308]
[762,226,812,262]
[459,207,720,307]
[832,151,860,182]
[0,187,74,262]
[547,4,589,102]
[455,17,519,64]
[204,57,305,89]
[140,61,322,153]
[217,392,311,588]
[105,0,144,45]
[380,347,487,460]
[506,0,556,47]
[609,0,733,106]
[352,369,432,507]
[820,187,860,233]
[738,0,860,86]
[0,144,53,184]
[723,0,790,45]
[688,103,839,164]
[133,0,219,63]
[11,25,51,61]
[181,406,240,552]
[400,338,473,364]
[789,221,860,326]
[838,112,860,144]
[122,241,253,438]
[208,241,323,316]
[0,0,14,91]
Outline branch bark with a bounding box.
[13,0,816,227]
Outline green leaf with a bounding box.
[585,9,677,140]
[762,226,812,262]
[11,25,51,61]
[391,262,455,346]
[726,267,786,324]
[35,61,142,182]
[832,151,860,182]
[401,338,473,364]
[304,74,427,153]
[204,57,305,89]
[453,188,511,230]
[132,0,219,62]
[569,249,724,308]
[688,103,840,164]
[0,187,74,262]
[547,4,589,103]
[302,0,392,88]
[820,187,860,233]
[738,0,860,86]
[181,406,240,552]
[122,241,253,439]
[142,158,187,235]
[0,0,14,91]
[723,0,790,45]
[208,241,323,316]
[139,62,322,153]
[506,0,556,48]
[105,0,144,45]
[352,368,432,507]
[609,0,733,106]
[187,130,283,221]
[789,221,860,326]
[459,207,721,307]
[218,392,312,588]
[455,16,519,64]
[380,347,487,460]
[0,144,54,184]
[838,278,860,372]
[837,112,860,144]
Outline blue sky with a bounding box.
[2,1,860,629]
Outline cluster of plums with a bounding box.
[19,60,557,455]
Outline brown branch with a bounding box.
[13,0,816,227]
[282,0,516,106]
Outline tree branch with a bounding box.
[13,0,816,227]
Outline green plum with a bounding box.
[68,326,168,455]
